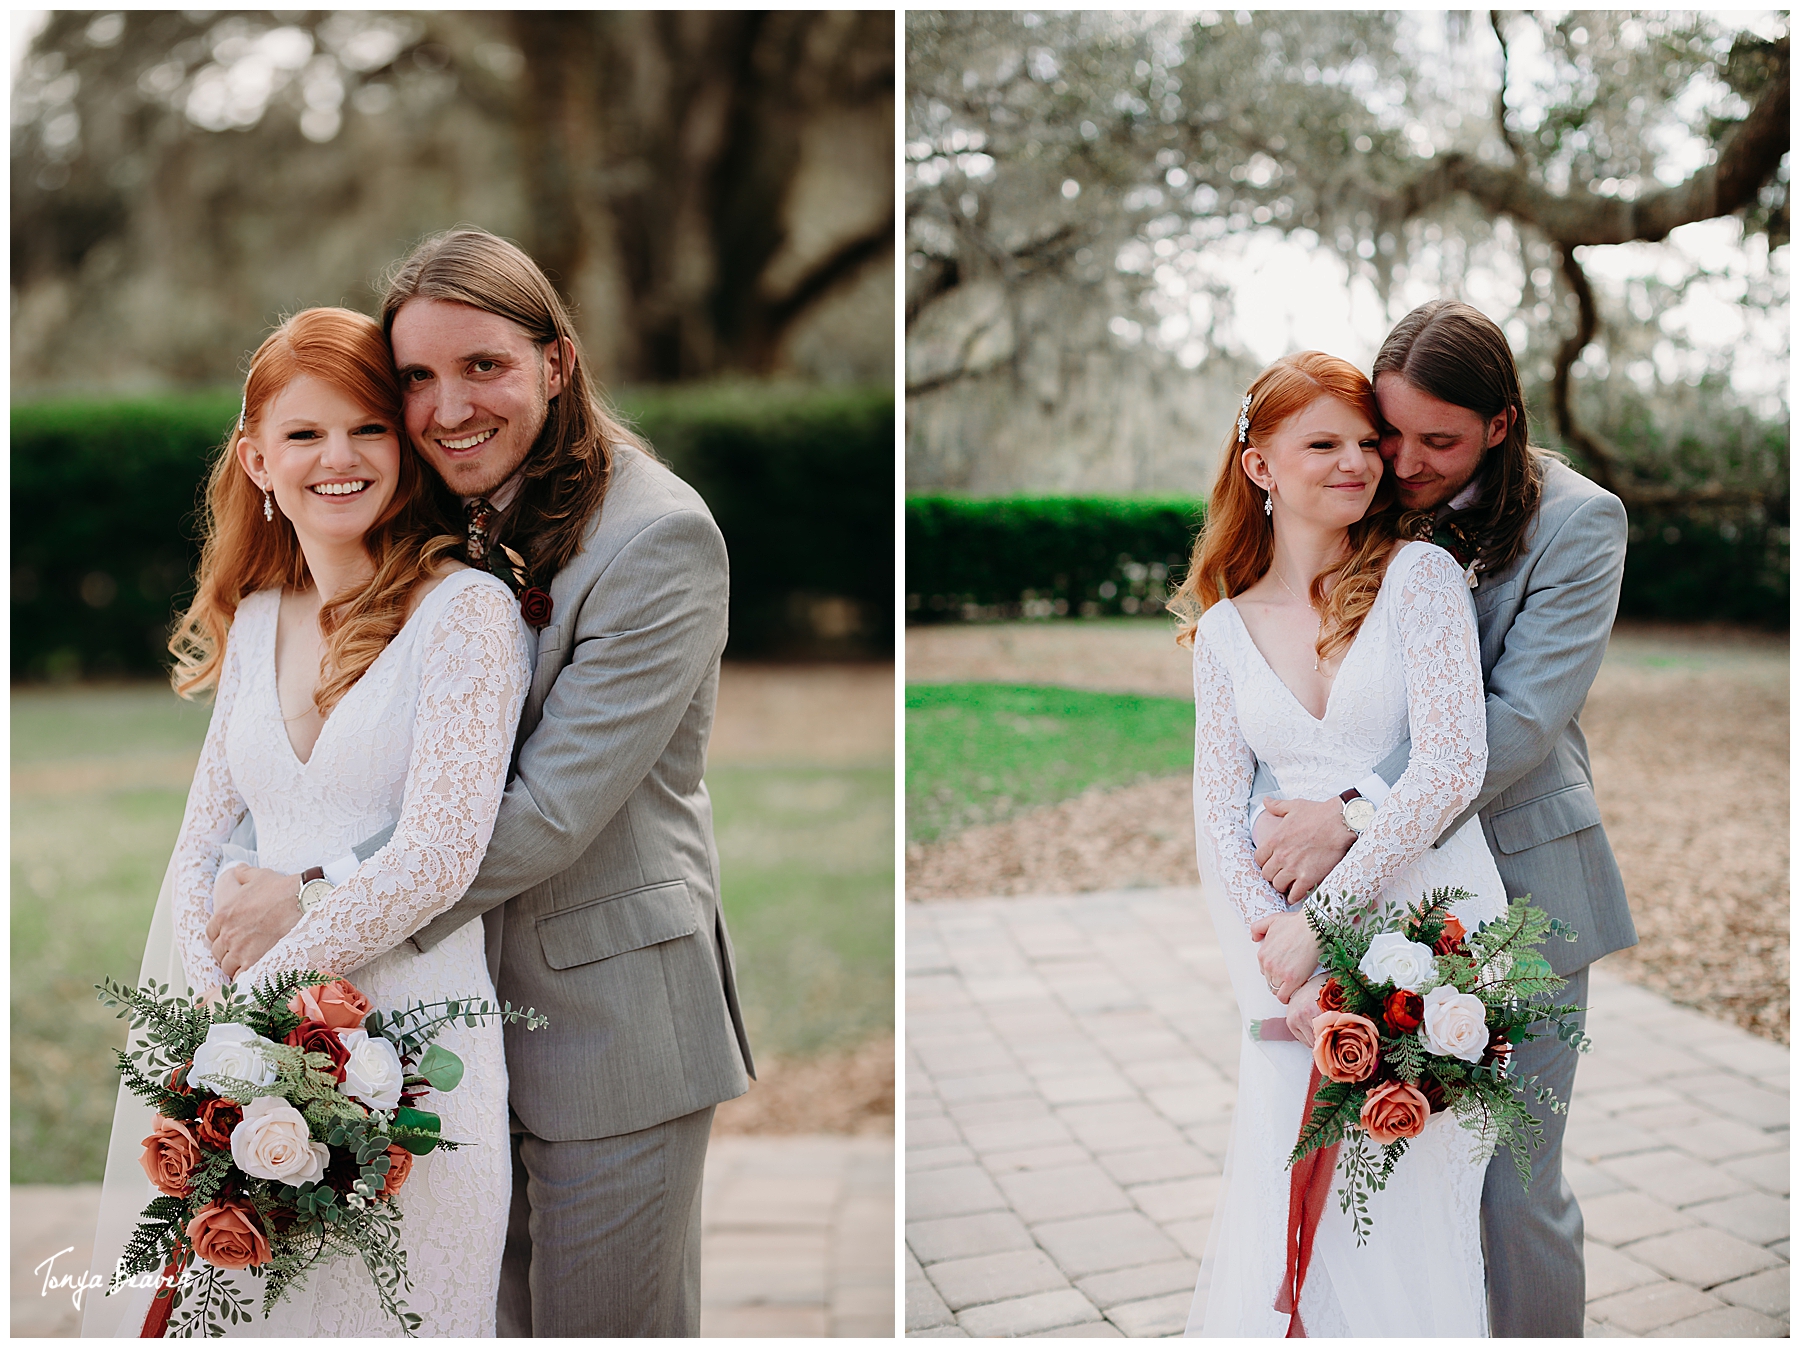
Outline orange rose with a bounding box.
[1432,915,1468,957]
[139,1115,202,1196]
[1359,1079,1431,1144]
[379,1144,414,1198]
[288,978,372,1031]
[1383,989,1424,1034]
[1312,1011,1381,1083]
[186,1201,271,1270]
[193,1098,243,1151]
[1316,978,1347,1013]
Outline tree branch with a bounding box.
[1489,12,1526,165]
[1395,37,1788,245]
[1550,247,1622,496]
[764,215,895,331]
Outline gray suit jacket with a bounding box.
[364,444,754,1140]
[1257,457,1637,976]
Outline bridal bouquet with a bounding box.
[1288,888,1589,1244]
[96,970,547,1337]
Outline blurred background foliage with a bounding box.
[904,10,1787,625]
[13,8,896,663]
[16,9,893,388]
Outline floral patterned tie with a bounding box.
[464,497,495,564]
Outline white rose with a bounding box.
[337,1029,405,1110]
[229,1094,329,1183]
[1357,932,1439,993]
[1421,984,1490,1063]
[188,1022,279,1098]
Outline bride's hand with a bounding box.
[1247,910,1322,1003]
[1285,975,1328,1047]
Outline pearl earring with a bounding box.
[263,490,273,522]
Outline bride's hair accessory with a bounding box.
[262,490,273,523]
[1264,490,1273,518]
[1237,392,1252,444]
[238,396,246,433]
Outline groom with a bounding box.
[1250,300,1636,1337]
[206,227,754,1336]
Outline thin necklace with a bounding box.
[1272,568,1314,611]
[1270,568,1325,673]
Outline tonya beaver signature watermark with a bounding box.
[33,1246,199,1312]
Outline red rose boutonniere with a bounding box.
[490,543,553,629]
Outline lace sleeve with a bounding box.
[239,581,531,983]
[1311,546,1488,919]
[171,617,248,992]
[1192,626,1289,929]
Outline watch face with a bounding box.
[299,878,334,911]
[1344,797,1378,833]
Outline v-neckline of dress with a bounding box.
[1219,542,1419,726]
[266,570,472,769]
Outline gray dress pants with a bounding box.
[1481,964,1589,1337]
[497,1104,716,1337]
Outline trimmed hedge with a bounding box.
[907,495,1202,621]
[12,384,892,679]
[906,493,1788,629]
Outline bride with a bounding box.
[1174,352,1507,1336]
[83,307,529,1337]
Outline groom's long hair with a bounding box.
[1372,300,1545,579]
[169,308,462,710]
[1172,352,1407,660]
[380,228,642,582]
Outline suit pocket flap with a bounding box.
[1488,784,1602,855]
[536,880,698,971]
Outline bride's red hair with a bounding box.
[168,308,459,710]
[1172,351,1413,657]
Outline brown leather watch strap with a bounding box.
[300,866,325,883]
[1339,788,1362,804]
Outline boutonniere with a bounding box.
[489,543,554,628]
[1431,525,1481,590]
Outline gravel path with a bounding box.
[905,621,1787,1044]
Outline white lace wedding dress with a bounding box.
[85,567,529,1338]
[1185,541,1507,1338]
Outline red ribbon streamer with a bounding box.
[1274,1063,1339,1338]
[139,1250,188,1337]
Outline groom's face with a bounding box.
[1374,373,1509,511]
[391,298,565,498]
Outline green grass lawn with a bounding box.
[12,683,892,1183]
[906,682,1194,843]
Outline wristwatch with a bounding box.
[296,866,333,913]
[1340,787,1376,835]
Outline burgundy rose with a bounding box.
[1419,1075,1449,1113]
[285,1020,351,1082]
[1383,989,1425,1034]
[518,587,553,628]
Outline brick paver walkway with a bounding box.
[906,888,1787,1338]
[13,1134,893,1337]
